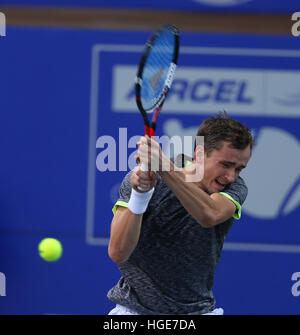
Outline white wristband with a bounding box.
[128,188,154,215]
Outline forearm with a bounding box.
[108,207,143,263]
[159,162,218,227]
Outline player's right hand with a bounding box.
[130,166,157,193]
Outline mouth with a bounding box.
[214,179,226,190]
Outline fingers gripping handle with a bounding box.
[137,163,149,192]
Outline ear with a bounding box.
[194,145,205,165]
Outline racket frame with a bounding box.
[135,24,180,138]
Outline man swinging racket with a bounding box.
[107,113,254,315]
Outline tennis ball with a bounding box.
[38,238,63,262]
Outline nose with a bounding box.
[225,169,236,183]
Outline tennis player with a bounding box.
[107,113,254,315]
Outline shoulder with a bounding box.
[221,176,248,206]
[232,176,247,189]
[118,171,133,197]
[227,175,247,190]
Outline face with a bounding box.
[196,141,251,194]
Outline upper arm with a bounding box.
[111,205,128,222]
[110,206,129,235]
[208,176,248,226]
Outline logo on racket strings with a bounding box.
[149,67,165,92]
[147,63,176,110]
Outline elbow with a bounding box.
[197,210,217,228]
[108,245,129,264]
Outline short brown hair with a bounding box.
[194,112,254,156]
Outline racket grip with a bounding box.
[137,163,149,192]
[140,162,148,172]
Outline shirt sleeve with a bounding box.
[112,172,132,215]
[219,176,248,220]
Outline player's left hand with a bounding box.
[130,165,157,192]
[137,136,170,172]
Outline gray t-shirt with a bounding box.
[107,171,248,315]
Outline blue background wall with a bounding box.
[0,24,300,314]
[0,0,299,13]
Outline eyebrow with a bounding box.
[221,160,247,169]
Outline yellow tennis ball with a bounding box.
[38,238,63,262]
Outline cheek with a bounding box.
[204,159,223,180]
[205,165,223,179]
[204,166,218,181]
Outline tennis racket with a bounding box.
[135,24,180,183]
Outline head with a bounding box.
[192,112,254,194]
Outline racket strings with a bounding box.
[141,29,175,111]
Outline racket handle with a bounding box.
[137,163,149,192]
[140,162,148,172]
